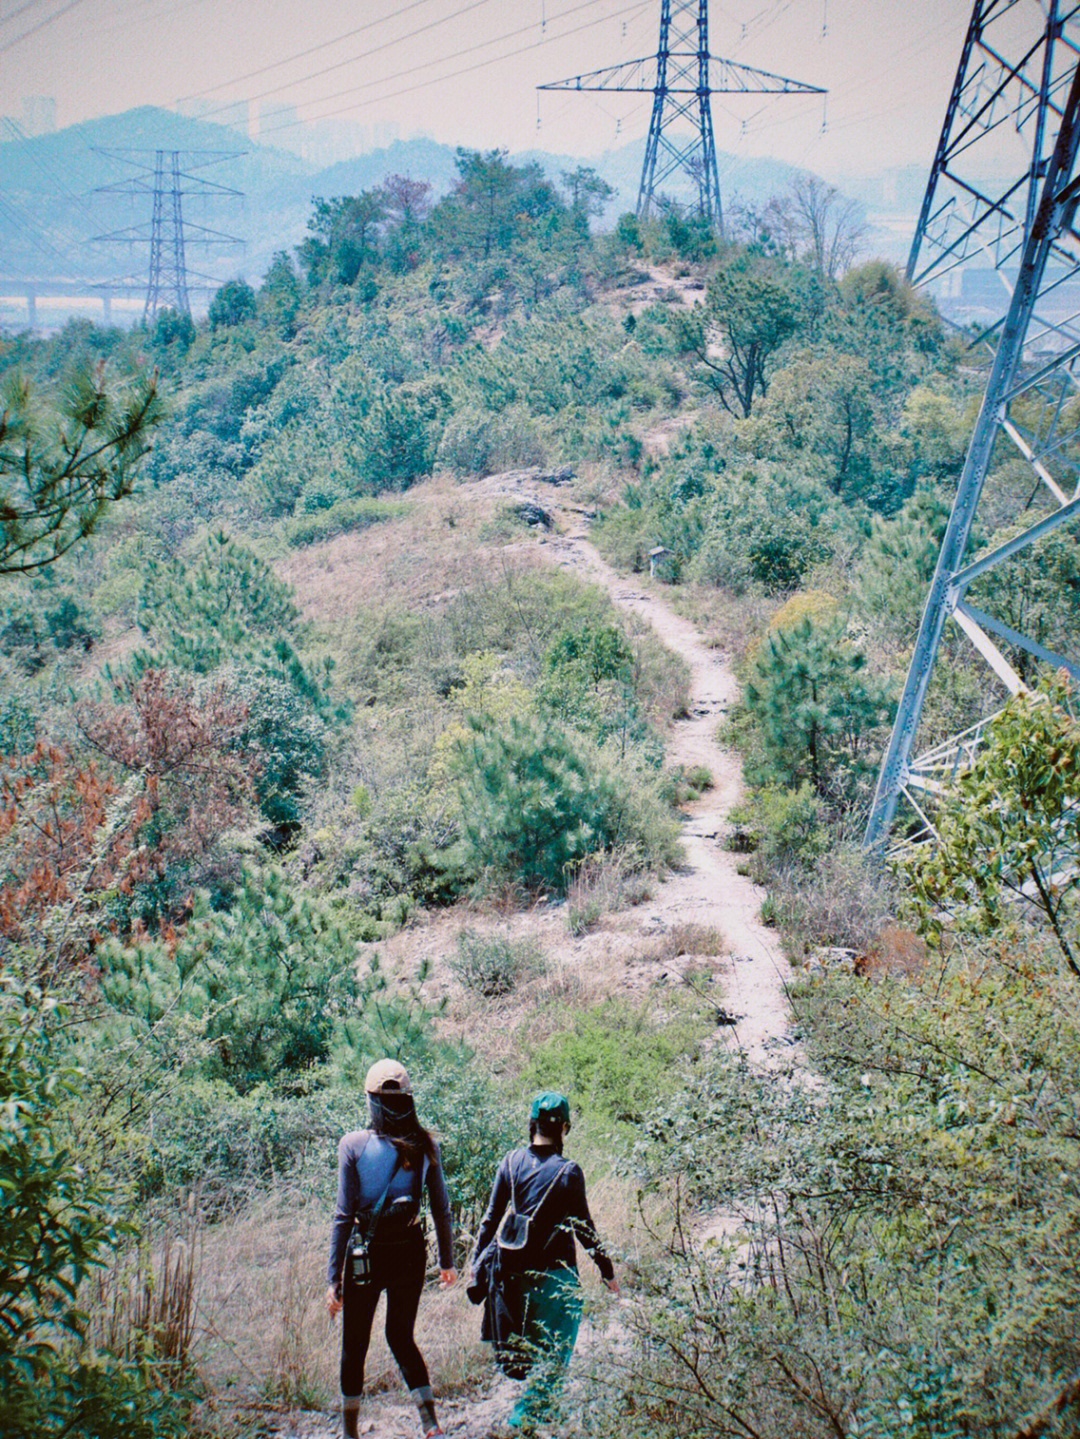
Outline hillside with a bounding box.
[0,103,879,299]
[1,152,1079,1439]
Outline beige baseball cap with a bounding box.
[365,1058,413,1094]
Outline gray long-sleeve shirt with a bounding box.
[327,1129,454,1286]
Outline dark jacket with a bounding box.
[471,1145,614,1282]
[328,1129,453,1287]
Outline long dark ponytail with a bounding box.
[367,1088,438,1170]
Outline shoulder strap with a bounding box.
[513,1151,570,1220]
[359,1139,402,1242]
[531,1157,571,1220]
[507,1148,526,1209]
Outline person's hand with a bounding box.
[326,1284,343,1318]
[439,1268,458,1289]
[604,1276,621,1295]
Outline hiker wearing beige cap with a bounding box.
[327,1059,457,1439]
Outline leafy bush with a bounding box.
[412,1062,522,1239]
[903,681,1080,972]
[522,997,707,1129]
[0,975,189,1438]
[727,782,829,872]
[284,495,413,547]
[436,404,547,476]
[448,928,545,996]
[607,950,1080,1439]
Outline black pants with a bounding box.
[340,1227,430,1397]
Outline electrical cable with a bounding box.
[0,0,47,27]
[205,0,623,129]
[181,0,440,103]
[256,0,642,139]
[199,0,496,121]
[0,0,89,55]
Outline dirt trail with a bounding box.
[272,473,802,1439]
[547,521,798,1065]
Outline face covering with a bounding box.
[368,1089,421,1139]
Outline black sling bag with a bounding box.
[347,1143,403,1286]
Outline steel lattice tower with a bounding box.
[539,0,823,229]
[91,148,244,324]
[865,2,1080,850]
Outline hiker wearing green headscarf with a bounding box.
[469,1091,619,1434]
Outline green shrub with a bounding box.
[448,929,545,996]
[522,998,708,1130]
[727,782,829,871]
[99,866,360,1095]
[284,495,413,547]
[744,614,894,800]
[437,404,547,476]
[659,762,714,807]
[0,976,190,1438]
[132,1077,351,1214]
[452,712,675,893]
[412,1062,522,1239]
[610,951,1080,1439]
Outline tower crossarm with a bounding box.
[539,54,823,94]
[539,1,822,230]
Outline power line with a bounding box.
[181,0,440,104]
[0,0,90,55]
[199,0,496,121]
[0,0,48,27]
[258,0,643,139]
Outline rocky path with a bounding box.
[272,478,801,1439]
[526,481,802,1068]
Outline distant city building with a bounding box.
[256,102,301,145]
[215,100,249,135]
[175,97,214,120]
[21,96,56,135]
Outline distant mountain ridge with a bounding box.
[0,104,909,295]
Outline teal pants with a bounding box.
[509,1268,584,1431]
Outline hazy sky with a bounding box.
[0,0,975,178]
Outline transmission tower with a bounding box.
[865,3,1080,850]
[539,0,823,229]
[91,149,244,324]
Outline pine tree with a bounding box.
[0,364,162,575]
[745,615,894,800]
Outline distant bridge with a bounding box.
[0,276,147,330]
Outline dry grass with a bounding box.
[270,471,545,630]
[87,1223,199,1375]
[566,849,655,936]
[663,582,782,668]
[195,1196,493,1413]
[654,922,724,963]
